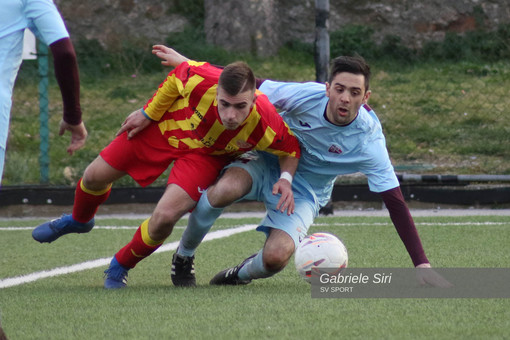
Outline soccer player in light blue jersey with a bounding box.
[154,46,450,288]
[0,0,87,185]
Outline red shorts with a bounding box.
[100,123,231,201]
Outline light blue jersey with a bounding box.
[223,80,400,246]
[0,0,69,183]
[260,80,399,208]
[0,0,68,42]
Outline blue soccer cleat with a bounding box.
[32,214,94,243]
[104,257,129,289]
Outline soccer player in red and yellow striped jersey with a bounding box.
[141,60,299,158]
[32,60,301,289]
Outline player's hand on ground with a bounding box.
[152,45,189,67]
[116,109,151,139]
[415,263,453,288]
[273,179,295,215]
[59,120,88,155]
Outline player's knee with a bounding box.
[151,208,180,229]
[263,247,293,273]
[82,161,110,190]
[148,209,182,241]
[82,165,100,188]
[207,182,244,208]
[207,168,252,208]
[206,184,232,208]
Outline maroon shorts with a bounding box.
[100,123,231,201]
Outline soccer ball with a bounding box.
[294,232,348,283]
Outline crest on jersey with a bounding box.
[328,144,343,154]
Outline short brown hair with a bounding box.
[329,55,371,92]
[218,61,256,96]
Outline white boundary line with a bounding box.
[0,226,180,231]
[2,220,509,232]
[0,224,257,289]
[2,209,510,222]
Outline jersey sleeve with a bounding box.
[259,80,325,113]
[143,60,210,121]
[143,61,200,121]
[360,138,400,192]
[264,119,301,158]
[253,94,301,158]
[25,0,69,45]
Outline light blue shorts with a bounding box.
[226,152,320,248]
[0,31,25,184]
[0,146,5,185]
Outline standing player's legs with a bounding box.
[32,124,173,243]
[104,183,197,289]
[104,152,230,289]
[32,155,124,243]
[210,197,315,285]
[177,167,253,256]
[213,228,295,285]
[170,166,253,287]
[209,153,317,285]
[0,31,24,185]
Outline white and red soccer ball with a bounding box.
[294,232,348,283]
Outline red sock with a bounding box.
[115,219,164,268]
[72,178,111,223]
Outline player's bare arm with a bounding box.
[116,109,152,139]
[152,45,189,67]
[273,155,299,215]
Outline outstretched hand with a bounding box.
[273,178,295,215]
[152,45,190,67]
[415,263,453,288]
[59,120,87,155]
[116,109,152,139]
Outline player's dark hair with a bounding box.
[219,61,256,96]
[329,55,371,92]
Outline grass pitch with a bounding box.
[0,213,509,339]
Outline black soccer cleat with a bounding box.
[171,253,196,287]
[209,253,257,286]
[319,200,334,216]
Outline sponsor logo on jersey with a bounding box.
[299,120,311,128]
[193,107,204,120]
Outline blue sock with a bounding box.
[238,250,275,281]
[177,191,224,257]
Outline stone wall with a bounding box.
[54,0,188,50]
[55,0,510,54]
[206,0,510,55]
[326,0,510,49]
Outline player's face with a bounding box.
[325,72,371,126]
[216,86,256,130]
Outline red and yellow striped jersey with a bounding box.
[143,61,300,158]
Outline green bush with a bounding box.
[330,25,377,59]
[330,23,510,63]
[165,26,237,66]
[420,23,510,62]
